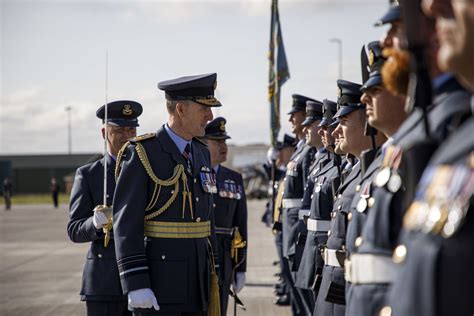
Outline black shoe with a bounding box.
[274,294,290,306]
[273,287,286,296]
[274,282,284,289]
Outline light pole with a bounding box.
[65,106,72,154]
[329,38,343,79]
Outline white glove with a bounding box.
[232,272,246,293]
[128,288,160,310]
[92,205,110,230]
[267,147,278,163]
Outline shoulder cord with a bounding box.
[135,143,193,220]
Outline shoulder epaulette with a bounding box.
[193,137,208,147]
[131,133,156,143]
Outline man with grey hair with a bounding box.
[113,73,221,316]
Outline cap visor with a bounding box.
[374,6,401,26]
[287,107,304,115]
[107,119,139,127]
[333,106,359,119]
[206,134,231,140]
[329,119,340,128]
[318,118,333,127]
[302,117,322,126]
[361,75,383,92]
[194,98,222,107]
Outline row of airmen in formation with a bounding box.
[263,0,473,315]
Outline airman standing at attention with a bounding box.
[281,94,320,316]
[386,0,474,315]
[201,117,248,316]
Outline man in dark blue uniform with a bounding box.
[344,41,407,316]
[384,1,474,315]
[68,100,143,316]
[314,80,386,316]
[270,134,296,306]
[201,117,248,315]
[112,73,221,316]
[281,94,319,316]
[289,100,327,312]
[295,99,339,304]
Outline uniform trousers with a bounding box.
[86,300,130,316]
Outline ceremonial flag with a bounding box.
[268,0,290,147]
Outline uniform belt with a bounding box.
[144,220,210,239]
[298,209,311,220]
[323,248,345,267]
[344,254,396,284]
[282,198,302,209]
[307,218,332,232]
[215,226,234,236]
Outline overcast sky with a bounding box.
[0,0,388,154]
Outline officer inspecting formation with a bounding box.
[64,0,473,315]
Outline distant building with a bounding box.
[225,143,269,170]
[0,153,101,194]
[0,144,270,195]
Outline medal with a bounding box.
[442,200,465,237]
[357,181,371,213]
[387,172,402,193]
[375,167,391,187]
[356,198,367,213]
[199,166,215,193]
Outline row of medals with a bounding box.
[355,146,404,213]
[218,179,242,200]
[404,163,473,238]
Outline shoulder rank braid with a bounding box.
[115,133,194,220]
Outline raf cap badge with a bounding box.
[122,104,133,115]
[219,120,226,132]
[368,49,375,67]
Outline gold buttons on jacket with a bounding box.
[98,253,102,258]
[355,185,361,192]
[194,178,197,183]
[195,197,199,202]
[347,212,353,221]
[196,217,201,222]
[327,230,331,237]
[393,244,407,264]
[161,255,166,260]
[379,306,392,316]
[368,197,375,208]
[213,203,216,208]
[355,236,363,248]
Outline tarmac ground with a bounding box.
[0,200,291,316]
